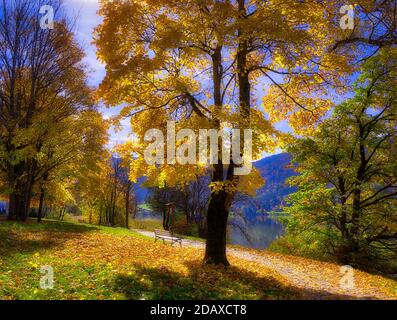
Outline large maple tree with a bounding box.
[95,0,351,264]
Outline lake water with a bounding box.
[135,208,284,249]
[135,209,162,220]
[228,214,284,249]
[0,201,7,215]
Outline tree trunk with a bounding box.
[7,163,29,221]
[43,205,48,218]
[8,193,18,220]
[59,207,66,221]
[204,191,231,265]
[105,205,110,225]
[204,45,235,265]
[99,204,103,225]
[37,188,45,223]
[125,187,130,229]
[16,160,37,221]
[110,183,117,226]
[8,190,31,222]
[37,173,49,223]
[163,206,170,230]
[204,0,252,266]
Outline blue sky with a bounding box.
[64,0,132,148]
[64,0,104,86]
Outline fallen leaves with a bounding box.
[239,247,397,300]
[0,220,298,300]
[0,220,395,300]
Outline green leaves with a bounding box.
[284,49,397,270]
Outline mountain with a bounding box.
[133,177,150,203]
[251,153,297,212]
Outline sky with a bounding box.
[64,0,132,148]
[63,0,286,155]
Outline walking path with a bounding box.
[132,229,394,300]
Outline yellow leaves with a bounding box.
[2,220,396,300]
[273,51,289,70]
[94,0,357,198]
[262,79,335,136]
[237,168,264,197]
[210,180,237,195]
[28,261,39,269]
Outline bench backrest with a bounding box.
[155,229,172,237]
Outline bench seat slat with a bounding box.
[154,229,182,243]
[157,235,181,241]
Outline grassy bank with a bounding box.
[1,219,395,300]
[0,219,300,300]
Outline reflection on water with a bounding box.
[135,208,162,220]
[0,201,7,215]
[228,213,284,249]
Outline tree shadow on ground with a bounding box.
[0,219,99,259]
[112,260,370,300]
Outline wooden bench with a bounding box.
[154,229,182,247]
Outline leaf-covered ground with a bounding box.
[231,248,397,300]
[0,219,395,300]
[134,229,397,300]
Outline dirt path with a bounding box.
[132,229,395,300]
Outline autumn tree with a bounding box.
[118,158,137,229]
[285,49,397,270]
[72,114,114,226]
[0,0,95,221]
[147,174,210,236]
[76,151,137,228]
[95,0,350,264]
[35,110,110,223]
